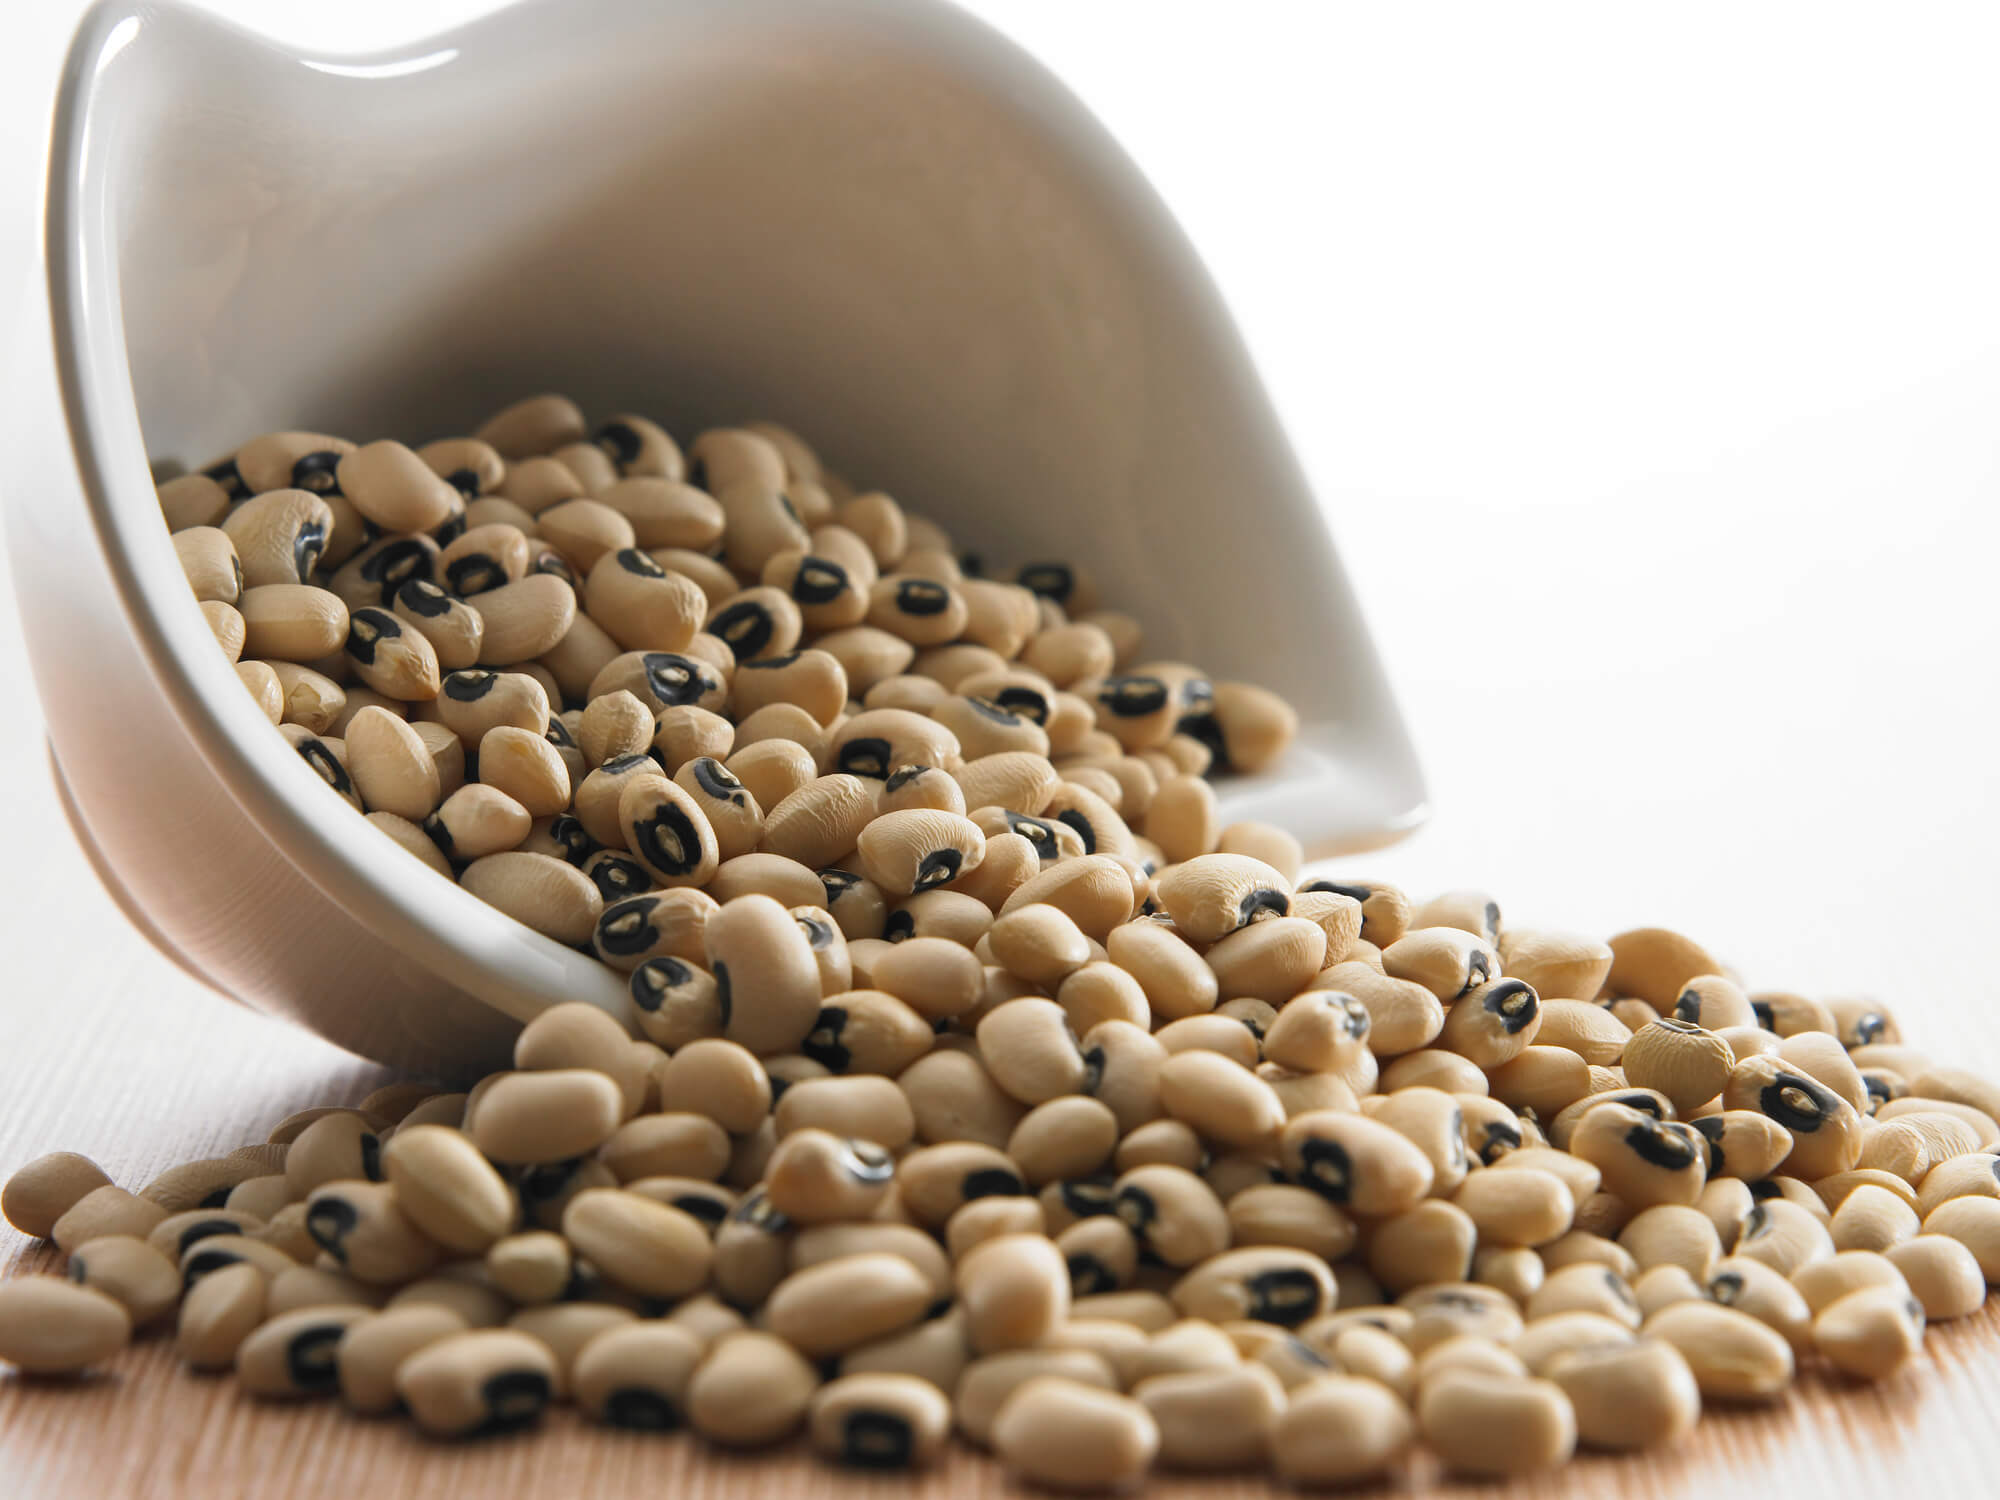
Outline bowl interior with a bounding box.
[51,0,1426,1042]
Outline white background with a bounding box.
[1,1,1997,1130]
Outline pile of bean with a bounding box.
[147,395,1297,973]
[2,398,1998,1486]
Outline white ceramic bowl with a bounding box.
[9,0,1426,1075]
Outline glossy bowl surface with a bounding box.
[13,0,1426,1073]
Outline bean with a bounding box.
[1280,1110,1435,1216]
[1418,1370,1577,1477]
[792,1224,955,1305]
[1111,1164,1228,1268]
[1547,1338,1701,1450]
[480,1231,570,1305]
[0,1277,132,1374]
[1642,1301,1794,1400]
[392,1328,558,1436]
[1830,1183,1920,1253]
[1568,1104,1706,1208]
[1006,1096,1119,1187]
[1813,1284,1926,1381]
[1272,1374,1414,1484]
[175,1261,268,1370]
[955,1232,1069,1353]
[3,1152,112,1238]
[1886,1235,1987,1319]
[977,999,1090,1104]
[1157,1050,1285,1149]
[599,1113,731,1183]
[896,1143,1028,1229]
[1605,928,1722,1009]
[686,1330,820,1447]
[774,1075,916,1150]
[702,894,824,1056]
[235,1304,371,1397]
[988,905,1091,987]
[801,1371,951,1468]
[50,1186,169,1254]
[989,1376,1158,1490]
[239,583,350,662]
[299,1181,439,1285]
[762,1129,895,1224]
[805,989,933,1077]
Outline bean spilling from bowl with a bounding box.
[10,902,2000,1487]
[2,397,1993,1485]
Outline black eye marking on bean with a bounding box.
[602,753,653,776]
[1482,901,1501,940]
[296,738,354,796]
[709,961,732,1029]
[431,513,467,548]
[1100,677,1169,718]
[684,456,708,491]
[883,765,931,794]
[1296,1137,1354,1204]
[516,1159,583,1206]
[304,1196,360,1260]
[791,559,848,605]
[882,910,915,942]
[1246,1267,1323,1326]
[778,492,803,525]
[803,1007,851,1072]
[1760,1074,1831,1133]
[913,849,963,891]
[291,450,344,495]
[181,1245,249,1289]
[292,518,327,582]
[344,607,404,664]
[616,547,665,579]
[965,1167,1030,1201]
[796,913,837,951]
[626,952,689,1006]
[691,757,747,806]
[549,815,595,864]
[991,686,1049,723]
[174,1220,242,1258]
[964,696,1022,727]
[843,1142,896,1184]
[445,555,505,595]
[842,1411,914,1468]
[594,421,643,469]
[1483,978,1539,1033]
[1237,888,1291,925]
[641,653,715,708]
[196,1186,233,1210]
[819,868,861,898]
[838,737,892,779]
[1479,1120,1522,1164]
[358,537,434,598]
[546,717,579,750]
[1691,1114,1728,1176]
[1055,809,1096,855]
[1851,1012,1887,1044]
[742,652,802,673]
[533,552,577,586]
[894,580,951,617]
[359,1133,383,1182]
[204,457,247,498]
[1673,989,1704,1023]
[1461,950,1494,995]
[1751,999,1777,1031]
[396,578,454,618]
[1625,1121,1699,1171]
[1746,1181,1781,1204]
[1334,995,1371,1041]
[1016,564,1073,604]
[1005,813,1060,857]
[284,1323,346,1392]
[1112,1185,1158,1235]
[1067,1254,1120,1296]
[631,799,703,876]
[605,1387,679,1430]
[1861,1074,1893,1110]
[479,1369,552,1431]
[1175,710,1227,768]
[733,1188,790,1232]
[588,856,649,900]
[672,1193,729,1229]
[440,465,483,499]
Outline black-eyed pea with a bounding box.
[1664,973,1756,1032]
[1382,926,1500,1004]
[1203,917,1327,1005]
[1506,1311,1636,1377]
[435,668,548,751]
[1886,1235,1988,1319]
[1567,1104,1706,1209]
[759,1129,895,1224]
[3,1152,113,1239]
[377,1125,515,1256]
[494,450,581,511]
[1919,1195,2000,1279]
[990,1375,1158,1490]
[804,990,934,1077]
[702,584,801,663]
[1101,920,1214,1025]
[1137,1362,1286,1472]
[300,1180,439,1285]
[624,952,723,1050]
[854,809,986,898]
[820,868,890,942]
[239,583,351,664]
[1166,1245,1331,1328]
[1319,963,1444,1058]
[1702,1255,1812,1352]
[1280,1110,1434,1216]
[201,600,248,663]
[472,724,569,819]
[1829,1183,1921,1253]
[280,1112,380,1201]
[174,525,243,605]
[233,1304,371,1398]
[466,1069,623,1166]
[417,436,505,500]
[1531,998,1630,1065]
[1433,977,1542,1069]
[954,753,1063,822]
[63,1235,178,1327]
[1110,1164,1229,1269]
[332,1305,467,1414]
[774,1076,916,1151]
[474,394,585,460]
[998,857,1134,943]
[1379,1048,1487,1096]
[976,998,1091,1105]
[953,1231,1070,1353]
[945,1197,1048,1260]
[1733,1199,1835,1278]
[1149,854,1291,944]
[393,1327,558,1436]
[756,773,876,870]
[1000,1096,1117,1188]
[559,1188,711,1299]
[762,1251,935,1358]
[1723,1055,1864,1180]
[1698,1177,1757,1249]
[944,830,1040,911]
[593,880,714,970]
[986,905,1090,989]
[1689,1109,1794,1184]
[1812,1284,1926,1381]
[1056,1215,1140,1297]
[1051,962,1147,1036]
[1271,1373,1414,1485]
[481,1231,571,1304]
[930,695,1048,763]
[1455,1094,1525,1167]
[1417,1370,1576,1477]
[161,468,234,527]
[1617,1203,1722,1280]
[598,1112,731,1184]
[1364,1201,1475,1292]
[1080,1020,1168,1137]
[807,1371,953,1468]
[458,850,601,945]
[1548,1088,1674,1151]
[1448,1167,1571,1248]
[589,648,728,718]
[1917,1152,2000,1217]
[1151,1049,1282,1152]
[1222,1184,1355,1262]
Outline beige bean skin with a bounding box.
[1111,1165,1228,1269]
[990,1376,1159,1491]
[0,1278,133,1373]
[1280,1111,1436,1217]
[1418,1371,1577,1477]
[175,1261,268,1370]
[1887,1235,1988,1319]
[335,1305,468,1414]
[810,1371,954,1468]
[1814,1285,1926,1381]
[765,1252,936,1358]
[1548,1339,1702,1450]
[469,1070,623,1165]
[379,1125,515,1255]
[236,1305,373,1398]
[1273,1374,1414,1484]
[396,1328,558,1436]
[3,1152,112,1239]
[1642,1302,1795,1400]
[459,852,602,945]
[50,1186,168,1254]
[687,1331,821,1447]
